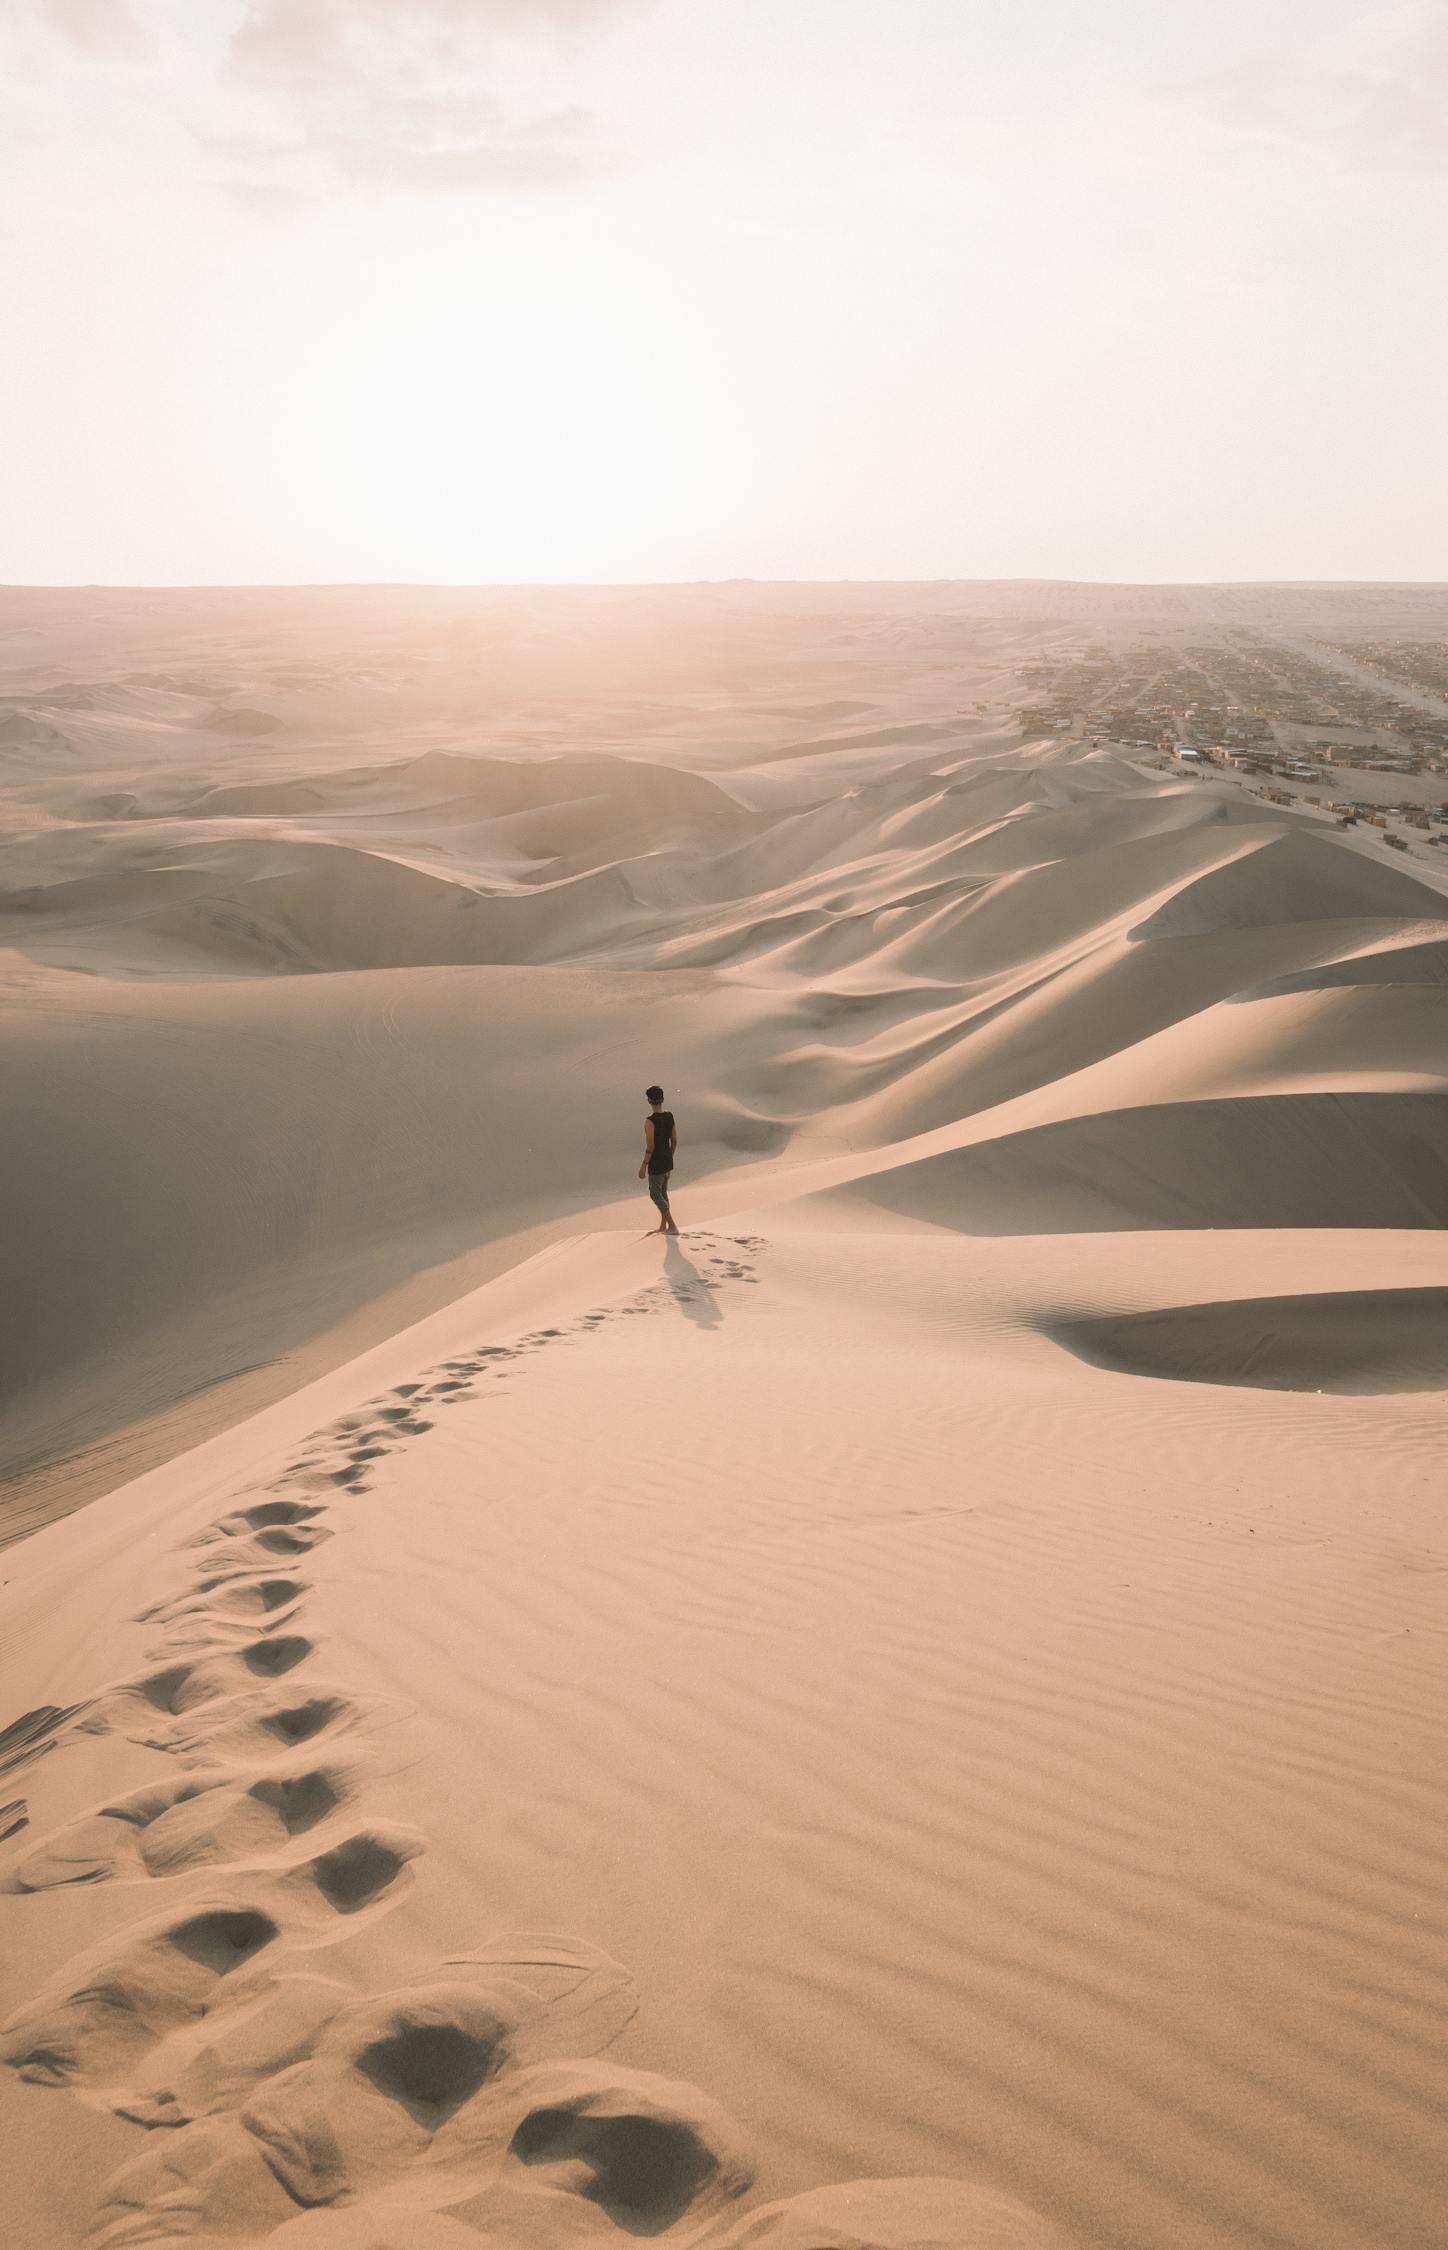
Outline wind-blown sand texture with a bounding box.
[3,583,1448,2250]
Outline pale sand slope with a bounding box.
[3,1219,1447,2250]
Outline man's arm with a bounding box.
[639,1118,654,1180]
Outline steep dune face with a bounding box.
[1246,929,1448,995]
[828,1092,1448,1233]
[1131,826,1448,938]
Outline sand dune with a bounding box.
[817,1093,1448,1231]
[0,965,779,1516]
[1131,826,1448,938]
[3,585,1448,2250]
[4,1226,1447,2250]
[1048,1283,1448,1392]
[3,587,1446,1491]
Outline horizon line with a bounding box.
[3,576,1448,595]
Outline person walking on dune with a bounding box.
[639,1085,679,1234]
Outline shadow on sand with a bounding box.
[663,1236,723,1331]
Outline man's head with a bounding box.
[645,1085,665,1108]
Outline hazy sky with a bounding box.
[2,0,1445,583]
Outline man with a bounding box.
[638,1084,679,1234]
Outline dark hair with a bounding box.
[645,1085,664,1105]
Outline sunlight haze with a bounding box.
[2,0,1445,582]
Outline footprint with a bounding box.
[512,2084,736,2224]
[356,2007,505,2119]
[197,1526,328,1565]
[144,1685,365,1766]
[3,1824,419,2100]
[140,1767,362,1880]
[136,1640,311,1712]
[139,1577,307,1630]
[100,1641,316,1747]
[123,1663,215,1718]
[1,1905,278,2089]
[5,1761,358,1890]
[257,1695,354,1749]
[89,1996,504,2244]
[148,1615,306,1661]
[184,1551,299,1587]
[200,1502,327,1544]
[235,1946,638,2216]
[242,1635,313,1681]
[46,1663,218,1742]
[22,1916,786,2250]
[277,1825,424,1926]
[246,1768,352,1838]
[246,1524,332,1557]
[448,2062,755,2243]
[235,1983,524,2207]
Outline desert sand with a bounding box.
[3,582,1448,2250]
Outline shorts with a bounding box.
[647,1171,673,1214]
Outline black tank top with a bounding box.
[648,1110,674,1173]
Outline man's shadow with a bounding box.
[663,1234,723,1330]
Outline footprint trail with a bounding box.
[1,1233,1073,2247]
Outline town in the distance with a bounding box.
[1020,611,1448,857]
